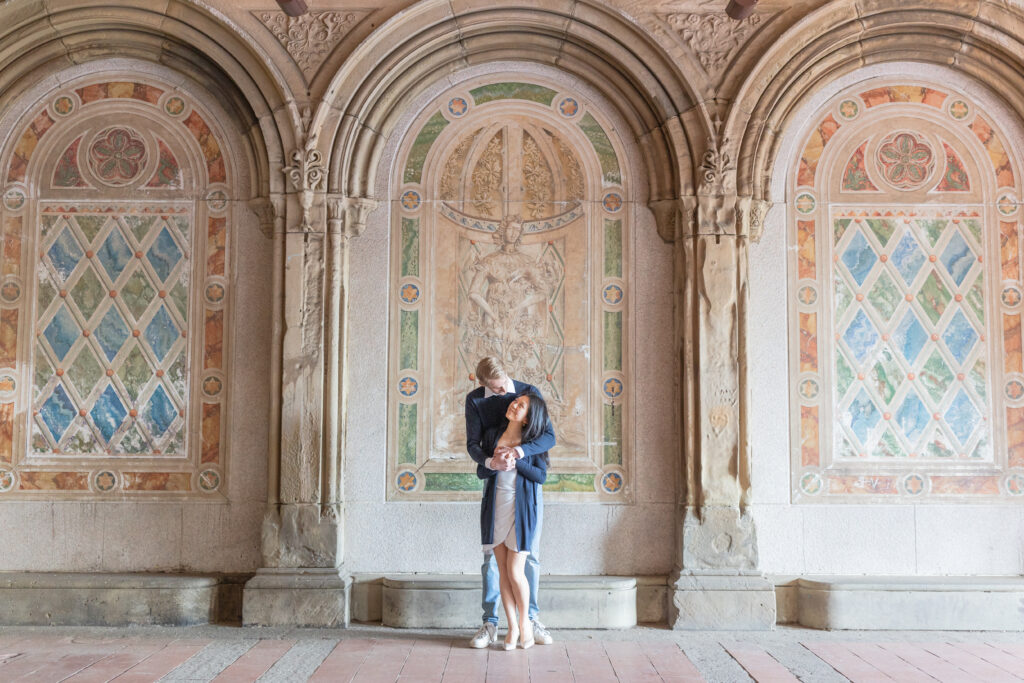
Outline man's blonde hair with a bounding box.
[475,356,506,381]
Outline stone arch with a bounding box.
[0,1,301,197]
[317,0,708,206]
[728,0,1024,202]
[782,73,1024,501]
[384,73,636,502]
[0,64,252,498]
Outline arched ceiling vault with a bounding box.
[0,0,299,197]
[730,0,1024,201]
[317,0,710,204]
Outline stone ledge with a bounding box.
[0,572,221,626]
[381,574,637,629]
[243,568,352,628]
[797,576,1024,630]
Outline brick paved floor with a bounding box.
[2,624,1024,682]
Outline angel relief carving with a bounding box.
[463,215,564,384]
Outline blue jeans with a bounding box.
[482,494,542,624]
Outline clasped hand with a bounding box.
[492,446,517,471]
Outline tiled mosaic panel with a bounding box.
[32,209,190,456]
[0,79,229,497]
[390,81,629,500]
[832,211,987,460]
[791,81,1024,501]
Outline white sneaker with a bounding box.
[469,622,497,648]
[532,619,554,645]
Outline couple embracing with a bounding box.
[464,356,556,650]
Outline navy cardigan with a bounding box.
[464,380,556,469]
[477,420,548,551]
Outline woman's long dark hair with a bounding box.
[521,392,551,465]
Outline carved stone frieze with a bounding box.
[681,507,758,570]
[249,195,284,239]
[659,12,765,83]
[737,196,770,243]
[254,10,371,80]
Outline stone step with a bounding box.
[797,576,1024,630]
[380,574,637,629]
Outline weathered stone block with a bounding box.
[0,572,218,626]
[243,568,352,627]
[380,574,636,629]
[798,576,1024,631]
[671,571,776,630]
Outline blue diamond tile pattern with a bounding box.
[144,305,179,362]
[90,384,127,443]
[95,306,130,362]
[47,228,84,282]
[848,389,881,444]
[841,231,877,286]
[890,232,926,286]
[895,390,930,444]
[40,384,76,442]
[940,231,975,287]
[942,310,978,366]
[44,305,80,362]
[842,309,880,363]
[146,227,183,284]
[892,311,928,365]
[146,384,177,437]
[97,228,133,283]
[945,389,980,445]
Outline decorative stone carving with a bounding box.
[737,196,770,243]
[283,144,326,232]
[254,10,371,80]
[698,138,737,236]
[660,12,765,82]
[249,196,283,239]
[326,195,379,240]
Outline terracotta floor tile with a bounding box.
[917,642,1023,682]
[109,640,209,683]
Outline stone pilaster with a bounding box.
[243,143,361,627]
[660,137,775,630]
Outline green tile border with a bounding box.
[398,403,417,464]
[424,472,484,491]
[604,219,622,277]
[401,217,419,278]
[469,82,557,106]
[403,111,449,185]
[603,311,622,371]
[578,112,621,185]
[603,403,622,465]
[399,310,419,370]
[544,473,596,493]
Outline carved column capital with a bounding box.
[282,143,327,232]
[737,196,770,243]
[327,195,379,240]
[249,195,285,239]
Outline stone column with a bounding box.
[661,138,776,630]
[242,143,375,626]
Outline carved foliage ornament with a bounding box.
[660,12,764,81]
[283,145,326,231]
[254,10,370,79]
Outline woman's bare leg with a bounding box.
[493,544,519,647]
[506,550,533,646]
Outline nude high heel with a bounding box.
[504,626,519,651]
[520,622,534,649]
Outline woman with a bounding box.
[479,391,550,649]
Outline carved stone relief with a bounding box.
[387,81,632,501]
[254,10,372,81]
[659,12,765,83]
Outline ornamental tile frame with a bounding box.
[387,78,633,501]
[0,77,233,499]
[789,79,1024,502]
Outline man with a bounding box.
[465,356,555,648]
